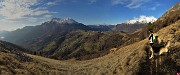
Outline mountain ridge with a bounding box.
[2,18,93,50]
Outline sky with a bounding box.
[0,0,179,31]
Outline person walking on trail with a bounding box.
[148,29,161,59]
[148,29,155,59]
[149,29,154,47]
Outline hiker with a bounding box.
[148,29,155,59]
[148,29,162,59]
[149,29,154,47]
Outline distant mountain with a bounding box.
[3,18,93,51]
[88,25,115,31]
[115,23,146,32]
[88,23,146,33]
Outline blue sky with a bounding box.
[0,0,179,31]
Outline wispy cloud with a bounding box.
[43,15,53,18]
[89,0,97,4]
[0,0,56,22]
[47,2,57,6]
[6,17,38,22]
[46,0,63,6]
[111,0,125,5]
[150,3,160,10]
[31,9,57,16]
[111,0,150,9]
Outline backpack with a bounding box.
[153,36,158,43]
[152,33,159,46]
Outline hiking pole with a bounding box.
[155,56,158,75]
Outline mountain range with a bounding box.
[88,23,146,32]
[0,18,133,60]
[2,18,93,50]
[0,15,150,60]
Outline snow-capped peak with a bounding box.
[50,18,78,24]
[125,15,157,24]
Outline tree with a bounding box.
[147,22,153,30]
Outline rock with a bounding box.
[170,29,176,34]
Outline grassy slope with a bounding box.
[40,30,130,60]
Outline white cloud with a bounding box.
[111,0,150,8]
[0,0,56,22]
[125,15,157,24]
[31,10,54,16]
[0,0,35,19]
